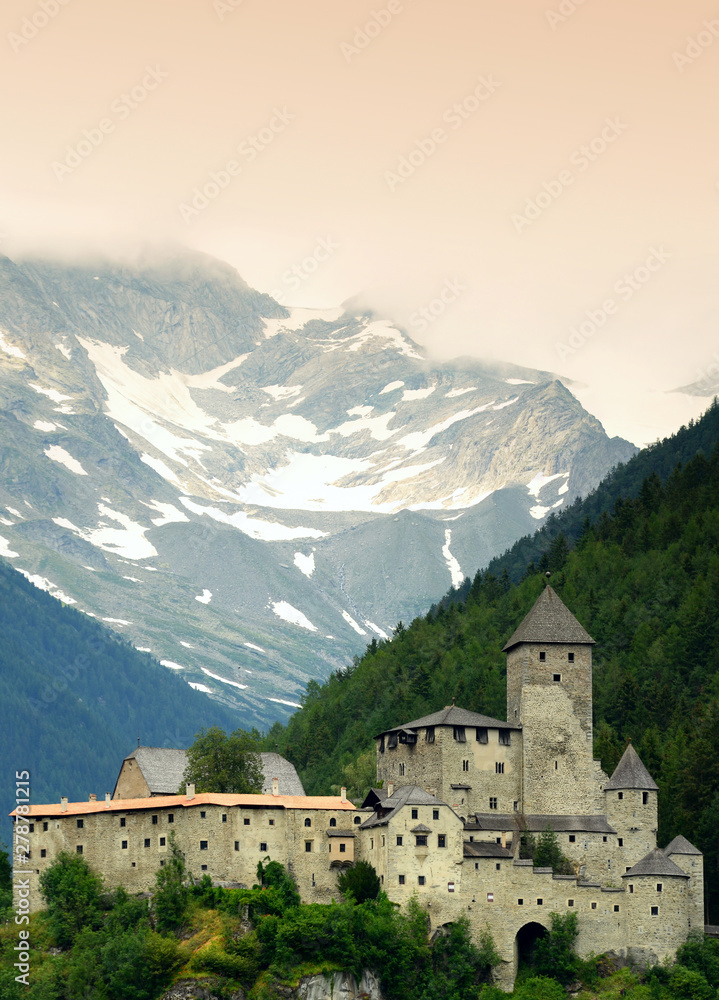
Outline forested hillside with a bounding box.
[265,399,719,921]
[0,564,240,845]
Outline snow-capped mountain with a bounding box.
[0,249,636,727]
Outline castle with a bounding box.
[14,585,704,989]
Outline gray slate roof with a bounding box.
[502,585,595,651]
[464,841,512,859]
[663,835,702,857]
[622,848,690,879]
[471,813,616,834]
[120,748,304,796]
[360,785,456,829]
[605,744,658,791]
[376,705,519,738]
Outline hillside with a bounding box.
[265,399,719,920]
[0,561,241,846]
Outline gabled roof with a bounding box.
[622,848,689,879]
[605,744,658,791]
[11,792,355,819]
[464,842,512,859]
[360,785,459,829]
[114,748,305,798]
[376,705,519,738]
[502,585,594,651]
[663,835,702,857]
[471,813,616,834]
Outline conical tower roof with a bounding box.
[663,835,701,857]
[621,848,689,879]
[502,585,594,651]
[605,744,658,791]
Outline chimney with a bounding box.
[341,787,347,803]
[60,797,68,812]
[387,782,394,797]
[501,831,507,849]
[186,783,195,801]
[105,793,111,808]
[89,794,96,802]
[272,777,279,796]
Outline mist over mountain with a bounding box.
[0,249,636,728]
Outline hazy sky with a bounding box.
[1,0,717,445]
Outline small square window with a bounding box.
[618,838,624,847]
[29,823,34,833]
[160,859,165,866]
[76,845,83,854]
[418,876,425,886]
[629,884,634,894]
[77,819,84,829]
[517,898,524,906]
[340,843,346,853]
[489,797,498,810]
[569,835,576,843]
[475,862,479,870]
[568,899,574,907]
[496,863,501,871]
[244,817,250,825]
[43,822,48,832]
[433,809,439,820]
[553,674,561,682]
[539,651,546,661]
[269,819,275,826]
[40,848,47,858]
[643,792,649,805]
[603,836,607,843]
[415,835,428,847]
[168,814,174,823]
[618,792,623,800]
[200,811,206,818]
[121,840,127,849]
[399,875,405,885]
[160,837,166,846]
[568,652,574,663]
[397,836,403,846]
[537,898,543,906]
[144,839,151,848]
[201,864,207,871]
[222,814,227,823]
[657,883,663,893]
[200,840,208,850]
[305,841,312,852]
[591,902,597,910]
[651,906,659,916]
[614,905,620,912]
[304,818,312,828]
[438,834,446,848]
[131,862,136,867]
[411,809,418,820]
[152,815,158,825]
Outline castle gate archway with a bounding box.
[514,921,549,975]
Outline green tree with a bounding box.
[152,832,191,934]
[534,825,574,875]
[39,851,104,948]
[182,724,263,793]
[342,749,377,800]
[532,911,579,984]
[256,858,301,909]
[337,860,381,903]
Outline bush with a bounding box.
[675,933,719,989]
[38,852,104,948]
[532,911,579,984]
[667,965,714,1000]
[152,833,191,934]
[513,975,567,1000]
[337,860,381,904]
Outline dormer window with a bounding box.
[453,726,466,743]
[387,733,398,749]
[425,727,435,743]
[499,731,511,747]
[476,727,488,744]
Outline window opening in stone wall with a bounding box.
[222,814,227,823]
[305,841,312,852]
[568,899,574,906]
[382,836,385,846]
[499,731,511,746]
[539,651,546,661]
[340,843,346,853]
[200,841,207,850]
[269,819,274,826]
[159,860,164,866]
[168,814,174,823]
[629,884,634,893]
[330,818,337,827]
[453,726,466,742]
[152,815,158,825]
[496,761,505,774]
[555,761,558,770]
[244,818,250,826]
[144,839,150,848]
[399,874,405,884]
[77,819,83,829]
[591,902,597,909]
[426,727,435,743]
[234,841,239,851]
[537,898,543,905]
[396,835,403,846]
[496,837,502,844]
[433,809,440,820]
[418,876,425,885]
[489,797,498,810]
[643,792,649,805]
[568,652,574,662]
[476,727,488,743]
[201,864,207,871]
[160,837,166,846]
[411,809,418,819]
[40,849,46,858]
[371,839,374,849]
[475,862,479,870]
[618,792,623,800]
[463,760,470,772]
[399,763,405,776]
[514,801,518,811]
[438,834,446,847]
[380,735,385,753]
[651,906,659,916]
[656,883,663,893]
[496,863,501,870]
[354,816,361,825]
[121,841,127,850]
[603,836,607,842]
[614,905,620,912]
[43,822,48,832]
[388,733,397,749]
[569,835,576,843]
[260,842,267,851]
[416,835,428,847]
[553,674,561,682]
[304,818,311,827]
[618,839,623,847]
[517,898,524,905]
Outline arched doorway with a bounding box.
[515,921,548,974]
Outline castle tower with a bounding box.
[503,584,597,814]
[663,835,704,932]
[604,744,658,863]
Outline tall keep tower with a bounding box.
[503,584,599,815]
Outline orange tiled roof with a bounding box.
[10,792,355,819]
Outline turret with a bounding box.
[503,584,596,814]
[604,743,658,864]
[663,835,704,932]
[622,849,691,965]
